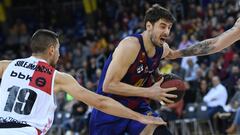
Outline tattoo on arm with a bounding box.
[180,39,217,56]
[179,22,239,57]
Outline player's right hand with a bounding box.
[147,77,177,104]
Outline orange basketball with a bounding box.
[160,74,186,102]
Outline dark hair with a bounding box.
[144,4,175,29]
[30,29,59,53]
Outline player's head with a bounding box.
[31,29,60,67]
[144,4,175,46]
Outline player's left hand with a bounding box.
[139,115,167,125]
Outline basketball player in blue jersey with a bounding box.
[89,3,240,134]
[89,4,177,135]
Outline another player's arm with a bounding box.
[54,72,166,125]
[167,18,240,59]
[0,60,11,78]
[102,37,176,103]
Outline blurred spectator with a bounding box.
[171,61,186,80]
[229,53,240,68]
[171,0,184,21]
[71,101,88,134]
[196,79,209,103]
[183,81,196,107]
[64,100,88,135]
[226,108,240,134]
[223,47,235,68]
[225,65,240,98]
[178,34,191,50]
[203,76,228,118]
[211,56,228,80]
[56,91,67,112]
[159,60,172,74]
[224,80,240,112]
[198,61,209,77]
[184,58,199,82]
[180,56,198,72]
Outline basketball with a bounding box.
[160,73,186,103]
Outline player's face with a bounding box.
[49,40,60,67]
[149,19,172,47]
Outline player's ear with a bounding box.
[48,45,55,56]
[146,21,153,31]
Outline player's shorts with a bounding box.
[0,122,41,135]
[89,104,158,135]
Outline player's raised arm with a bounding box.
[54,71,166,125]
[166,18,240,59]
[0,60,11,78]
[102,37,176,103]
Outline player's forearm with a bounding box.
[96,95,143,121]
[103,81,149,98]
[71,85,143,122]
[176,26,240,57]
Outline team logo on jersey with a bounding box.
[144,66,154,74]
[29,61,55,95]
[137,64,144,74]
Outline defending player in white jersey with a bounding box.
[0,29,167,135]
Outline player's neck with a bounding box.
[142,31,156,57]
[32,54,49,63]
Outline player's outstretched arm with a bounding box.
[166,18,240,59]
[54,71,166,125]
[0,60,11,78]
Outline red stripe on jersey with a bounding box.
[36,128,42,135]
[29,61,55,95]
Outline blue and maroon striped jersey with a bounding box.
[96,34,163,110]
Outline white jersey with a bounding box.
[0,56,57,134]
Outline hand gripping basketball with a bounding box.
[160,73,186,103]
[148,73,186,104]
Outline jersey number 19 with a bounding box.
[4,86,37,115]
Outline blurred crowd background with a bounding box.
[0,0,240,134]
